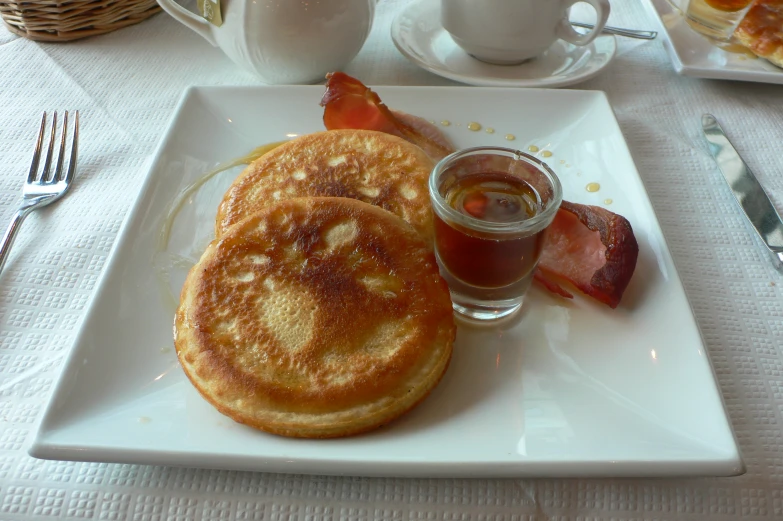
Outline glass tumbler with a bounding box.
[428,147,563,322]
[682,0,755,41]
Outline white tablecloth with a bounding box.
[1,0,782,519]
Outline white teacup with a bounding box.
[442,0,611,65]
[156,0,377,84]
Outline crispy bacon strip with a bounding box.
[320,72,454,161]
[320,72,639,307]
[537,201,638,308]
[534,271,574,299]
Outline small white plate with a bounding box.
[30,85,742,478]
[391,0,616,88]
[644,0,783,83]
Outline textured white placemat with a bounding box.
[1,0,782,519]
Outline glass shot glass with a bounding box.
[428,147,563,322]
[681,0,754,41]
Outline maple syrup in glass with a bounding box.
[429,147,562,322]
[683,0,754,40]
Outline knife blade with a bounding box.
[701,114,783,272]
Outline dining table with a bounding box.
[1,0,782,518]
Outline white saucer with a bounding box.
[391,0,617,88]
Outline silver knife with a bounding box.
[702,114,783,272]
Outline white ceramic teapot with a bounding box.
[156,0,376,84]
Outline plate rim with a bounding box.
[29,84,744,478]
[390,0,617,88]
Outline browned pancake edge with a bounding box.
[734,0,783,68]
[177,197,455,438]
[215,129,436,244]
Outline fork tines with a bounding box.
[28,111,79,185]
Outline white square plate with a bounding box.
[644,0,783,84]
[30,85,743,478]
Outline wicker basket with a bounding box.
[0,0,161,42]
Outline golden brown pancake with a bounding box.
[176,197,455,438]
[734,0,783,68]
[215,129,435,242]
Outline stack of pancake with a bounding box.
[175,129,456,438]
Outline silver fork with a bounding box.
[0,111,79,276]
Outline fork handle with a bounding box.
[0,208,33,276]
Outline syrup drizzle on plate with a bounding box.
[154,141,285,311]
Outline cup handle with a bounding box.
[556,0,610,47]
[156,0,217,45]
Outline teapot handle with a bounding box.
[156,0,217,45]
